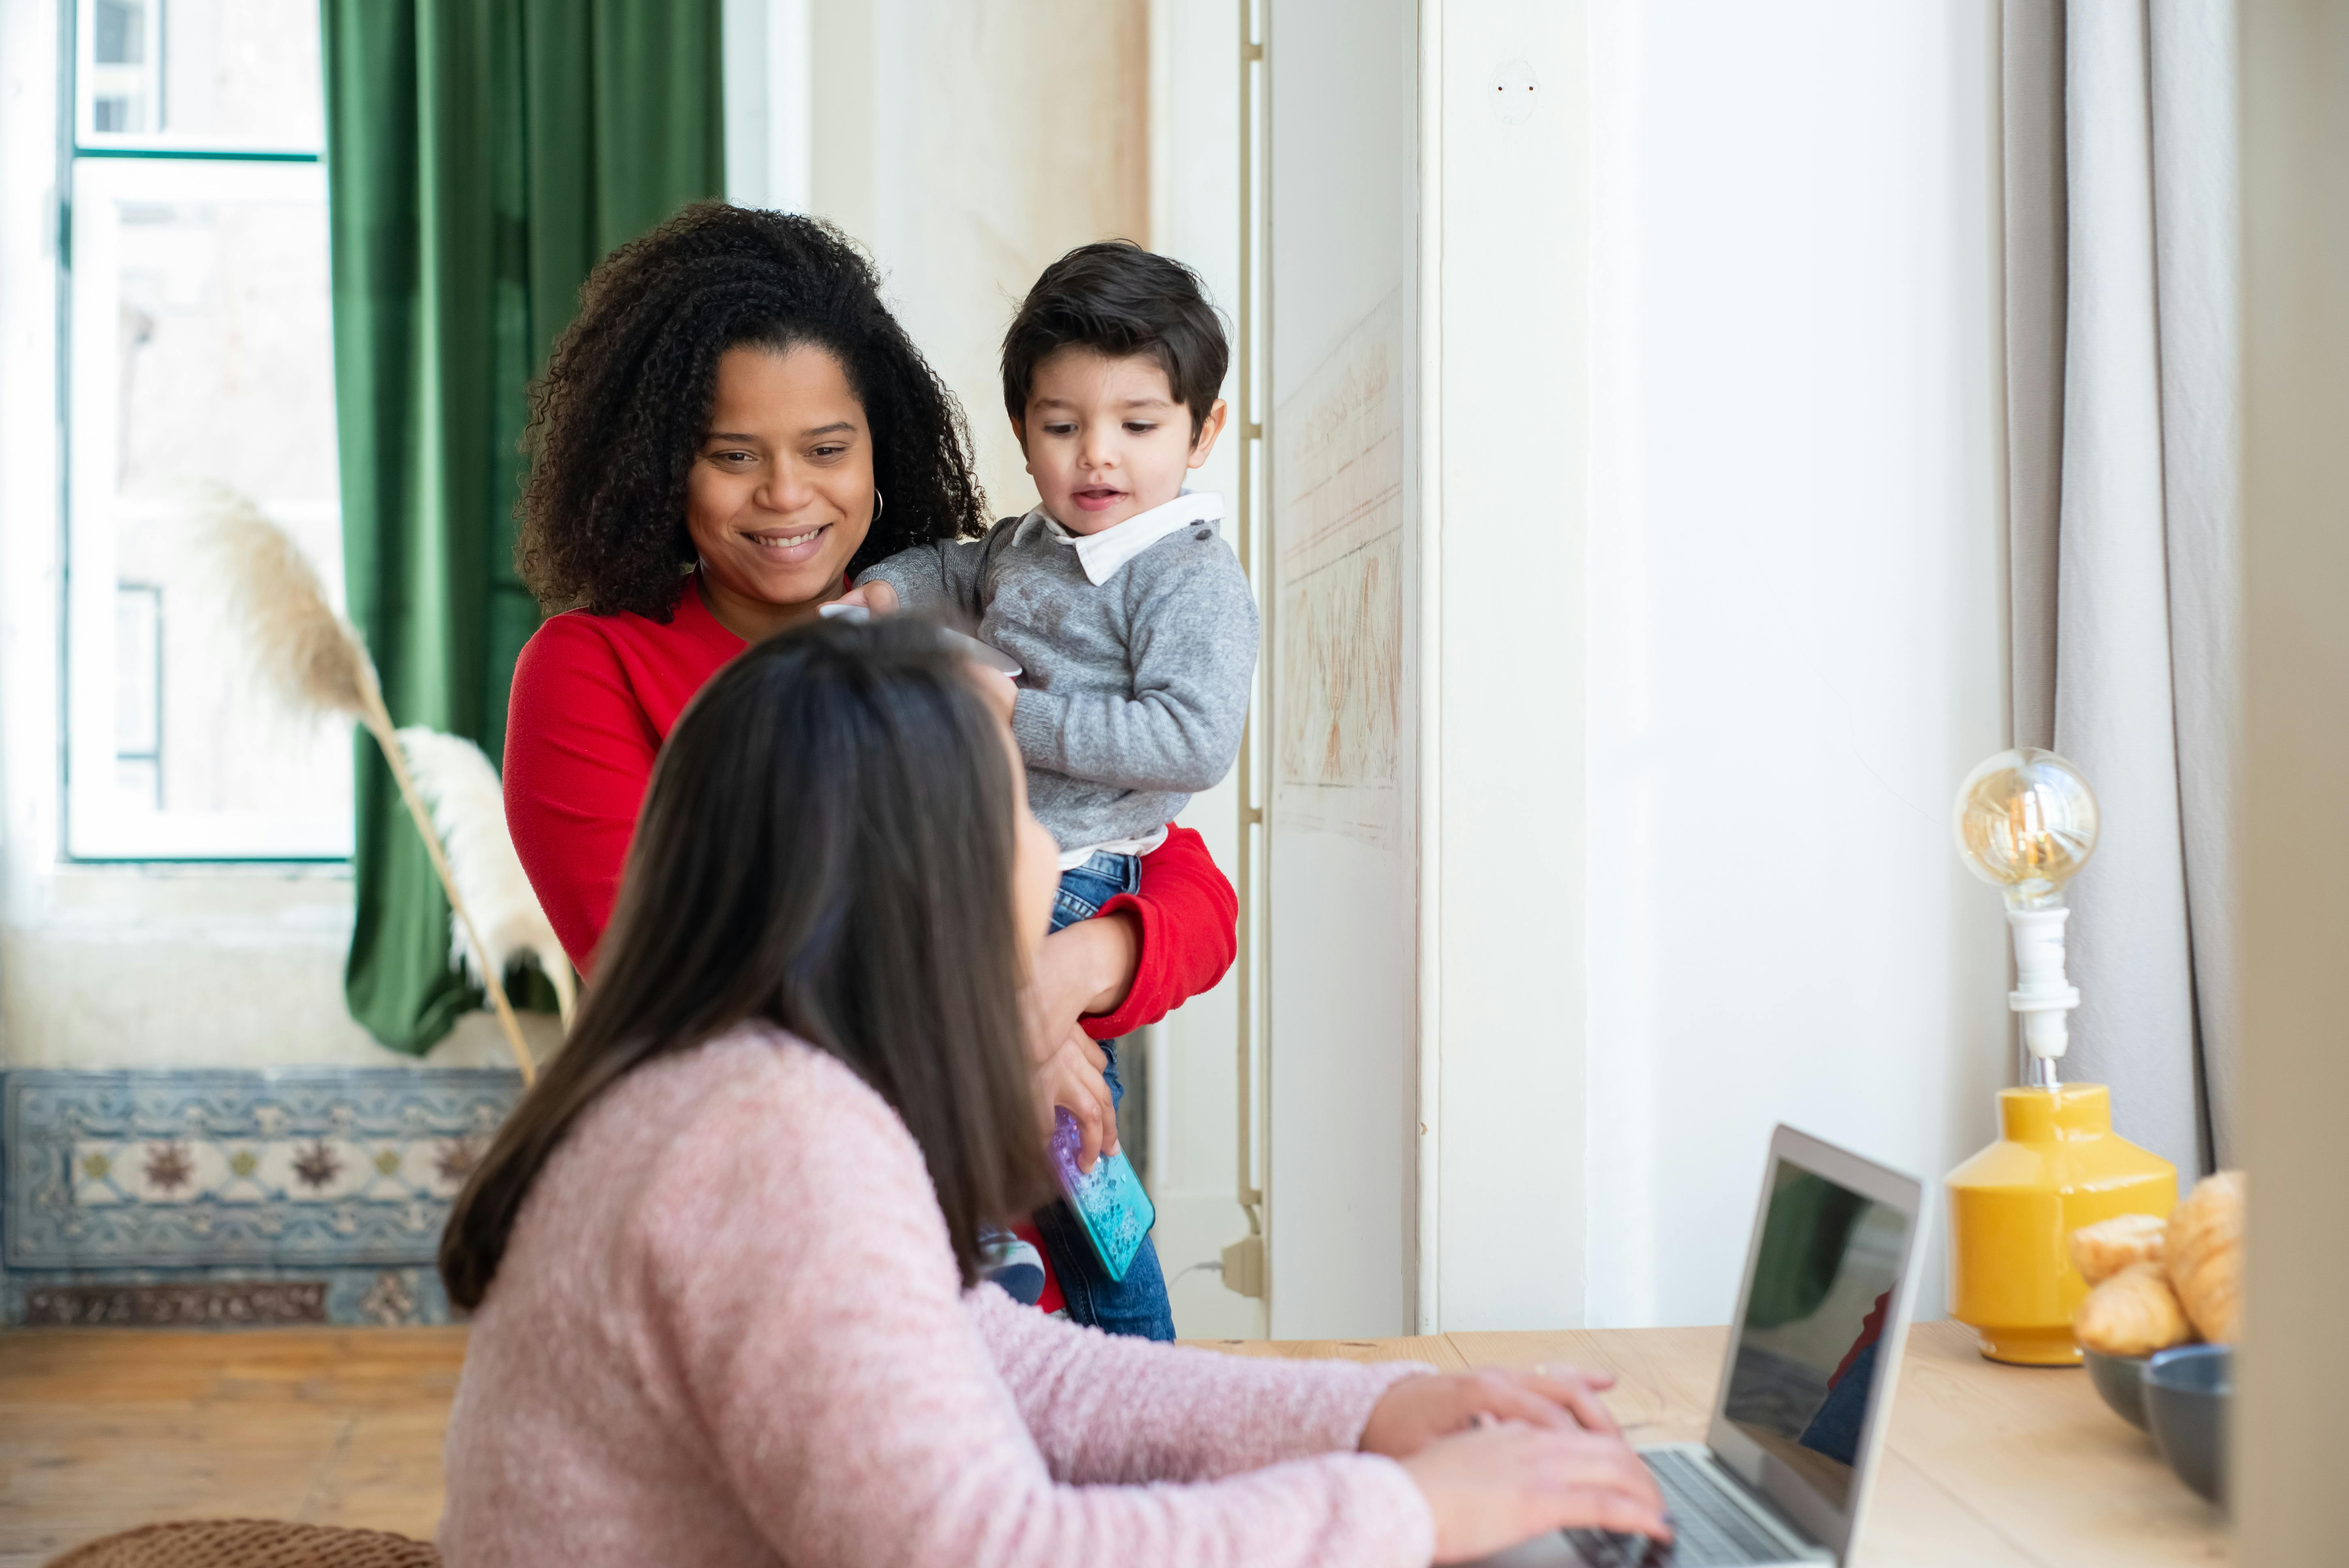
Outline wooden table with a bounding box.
[1194,1321,2229,1568]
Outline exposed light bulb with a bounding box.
[1954,749,2100,908]
[1953,749,2101,1089]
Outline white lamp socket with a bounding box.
[2007,905,2081,1064]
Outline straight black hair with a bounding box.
[1000,240,1230,438]
[439,617,1049,1309]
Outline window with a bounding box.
[65,0,352,859]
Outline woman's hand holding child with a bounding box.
[1031,1025,1117,1169]
[1021,902,1141,1174]
[962,641,1137,1175]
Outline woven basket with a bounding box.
[47,1520,440,1568]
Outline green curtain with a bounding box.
[321,0,724,1051]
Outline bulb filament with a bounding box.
[2008,788,2051,873]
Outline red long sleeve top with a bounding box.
[503,580,1237,1039]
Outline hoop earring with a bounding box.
[871,487,885,524]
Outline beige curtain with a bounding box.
[2002,0,2239,1175]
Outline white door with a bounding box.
[1262,0,1425,1337]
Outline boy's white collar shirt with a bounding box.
[1020,490,1224,585]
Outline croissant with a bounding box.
[2069,1212,2167,1286]
[2075,1261,2195,1357]
[2166,1171,2245,1343]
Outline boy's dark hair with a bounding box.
[1000,240,1229,439]
[439,616,1050,1309]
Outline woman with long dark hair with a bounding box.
[438,617,1670,1566]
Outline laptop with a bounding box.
[1476,1125,1927,1568]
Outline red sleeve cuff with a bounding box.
[1080,827,1237,1040]
[1083,890,1166,1040]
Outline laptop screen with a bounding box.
[1719,1154,1914,1513]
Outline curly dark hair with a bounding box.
[516,203,988,620]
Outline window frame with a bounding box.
[74,0,325,157]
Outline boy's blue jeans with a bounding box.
[1034,851,1176,1341]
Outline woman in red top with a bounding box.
[502,205,1236,1323]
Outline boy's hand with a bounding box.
[966,658,1018,725]
[833,579,899,615]
[1361,1366,1625,1457]
[1033,1025,1117,1171]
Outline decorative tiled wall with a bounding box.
[1,1067,521,1327]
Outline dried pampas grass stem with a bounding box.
[398,727,577,1029]
[195,489,539,1083]
[202,496,380,722]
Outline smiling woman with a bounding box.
[687,344,883,642]
[512,204,980,626]
[497,205,1240,1228]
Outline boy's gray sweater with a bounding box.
[859,498,1259,853]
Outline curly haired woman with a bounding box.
[502,203,1232,1333]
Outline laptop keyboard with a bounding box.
[1564,1449,1805,1567]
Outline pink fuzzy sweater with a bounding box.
[440,1026,1439,1567]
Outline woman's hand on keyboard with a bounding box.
[1402,1422,1673,1564]
[1360,1366,1625,1458]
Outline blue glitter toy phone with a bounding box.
[1051,1108,1155,1282]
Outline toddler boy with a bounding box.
[856,241,1257,1339]
[860,240,1255,877]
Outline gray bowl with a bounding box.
[2084,1348,2152,1430]
[2145,1344,2231,1506]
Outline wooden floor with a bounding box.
[0,1328,469,1568]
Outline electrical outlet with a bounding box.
[1489,55,1539,126]
[1220,1233,1266,1298]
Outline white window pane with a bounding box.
[87,0,162,135]
[78,0,325,153]
[114,199,341,504]
[68,158,353,859]
[117,757,163,807]
[114,582,161,754]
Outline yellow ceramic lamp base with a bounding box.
[1946,1085,2175,1366]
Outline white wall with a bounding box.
[1578,0,2011,1328]
[1429,2,1593,1332]
[1262,0,1424,1337]
[1268,0,2009,1339]
[720,0,811,213]
[2237,4,2349,1548]
[0,868,546,1071]
[807,0,1151,519]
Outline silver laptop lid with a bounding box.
[1705,1127,1926,1560]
